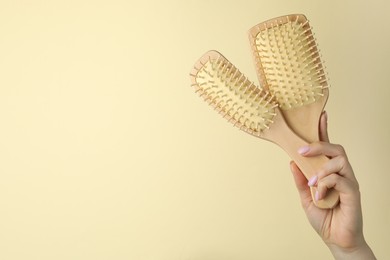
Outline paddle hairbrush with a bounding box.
[190,50,339,208]
[249,15,339,208]
[249,14,329,143]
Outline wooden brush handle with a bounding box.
[290,150,340,209]
[266,114,340,209]
[281,136,339,209]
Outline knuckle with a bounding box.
[318,173,341,189]
[338,155,348,166]
[335,144,346,155]
[317,169,325,178]
[316,179,327,191]
[330,173,342,183]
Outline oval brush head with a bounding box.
[190,50,278,137]
[249,14,329,142]
[190,50,339,209]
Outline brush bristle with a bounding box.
[190,51,278,136]
[251,15,328,110]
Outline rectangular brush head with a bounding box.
[190,50,278,138]
[249,14,329,110]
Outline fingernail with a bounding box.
[308,175,318,187]
[315,190,320,201]
[298,146,310,155]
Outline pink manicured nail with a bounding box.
[308,176,318,187]
[315,190,320,201]
[298,146,310,155]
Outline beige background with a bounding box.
[0,0,389,259]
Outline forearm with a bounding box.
[328,241,376,260]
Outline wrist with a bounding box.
[328,241,376,260]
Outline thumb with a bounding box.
[319,111,330,143]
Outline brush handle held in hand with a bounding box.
[268,115,340,208]
[290,148,339,209]
[191,50,339,209]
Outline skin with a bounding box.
[290,111,376,260]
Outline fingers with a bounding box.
[298,142,355,181]
[298,139,359,205]
[296,111,360,207]
[299,141,347,159]
[311,173,360,203]
[319,111,330,143]
[316,155,355,181]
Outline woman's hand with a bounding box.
[290,111,376,260]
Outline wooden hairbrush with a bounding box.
[249,14,328,143]
[248,14,339,208]
[190,50,339,209]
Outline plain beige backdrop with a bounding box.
[0,0,389,259]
